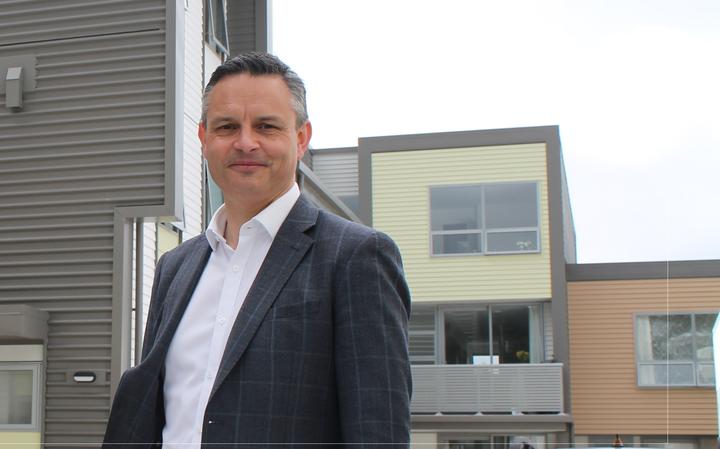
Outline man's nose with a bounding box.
[232,127,259,151]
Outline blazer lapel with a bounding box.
[210,196,318,396]
[153,237,212,355]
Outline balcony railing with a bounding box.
[411,363,564,415]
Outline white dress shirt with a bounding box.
[162,184,300,449]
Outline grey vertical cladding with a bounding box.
[0,0,168,447]
[560,159,576,263]
[227,0,269,55]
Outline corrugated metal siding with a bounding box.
[311,150,359,197]
[568,278,719,435]
[372,144,551,302]
[0,1,169,446]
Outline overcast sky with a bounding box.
[271,0,720,264]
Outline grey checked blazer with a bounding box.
[102,195,412,448]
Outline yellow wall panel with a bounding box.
[0,432,41,449]
[372,144,551,302]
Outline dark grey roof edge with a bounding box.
[309,146,359,155]
[566,260,720,281]
[359,125,560,153]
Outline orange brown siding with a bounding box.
[568,278,719,435]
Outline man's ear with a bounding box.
[296,121,312,160]
[198,122,207,157]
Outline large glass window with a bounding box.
[442,304,544,365]
[0,363,39,430]
[636,312,717,386]
[430,183,539,255]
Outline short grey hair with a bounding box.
[201,52,308,128]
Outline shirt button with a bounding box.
[232,265,240,272]
[206,372,213,380]
[218,317,226,326]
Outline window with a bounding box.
[430,183,539,256]
[636,312,717,386]
[409,304,545,365]
[156,222,183,262]
[204,160,224,228]
[442,434,546,449]
[642,436,700,449]
[0,363,40,430]
[205,0,229,57]
[443,305,544,364]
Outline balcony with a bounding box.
[411,363,564,415]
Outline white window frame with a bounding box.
[429,182,541,257]
[0,362,41,431]
[635,312,717,387]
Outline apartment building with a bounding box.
[312,126,577,448]
[567,261,719,449]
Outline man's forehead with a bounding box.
[206,74,295,120]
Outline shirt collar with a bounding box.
[205,183,300,251]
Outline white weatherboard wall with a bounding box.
[138,0,205,351]
[372,144,551,302]
[182,0,204,240]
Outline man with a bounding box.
[102,52,412,448]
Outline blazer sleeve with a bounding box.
[334,230,412,448]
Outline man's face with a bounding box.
[199,73,311,208]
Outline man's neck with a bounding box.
[221,185,293,249]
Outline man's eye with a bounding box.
[216,124,236,131]
[258,123,277,130]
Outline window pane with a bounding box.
[0,370,33,425]
[484,183,537,228]
[448,436,491,449]
[487,231,537,252]
[695,313,717,361]
[492,305,530,363]
[444,308,490,364]
[697,363,715,385]
[430,185,482,231]
[211,0,228,49]
[647,315,693,360]
[639,363,695,386]
[432,233,481,255]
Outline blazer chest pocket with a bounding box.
[270,299,319,319]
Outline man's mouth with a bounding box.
[227,160,267,168]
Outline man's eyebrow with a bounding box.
[256,115,284,123]
[208,116,235,124]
